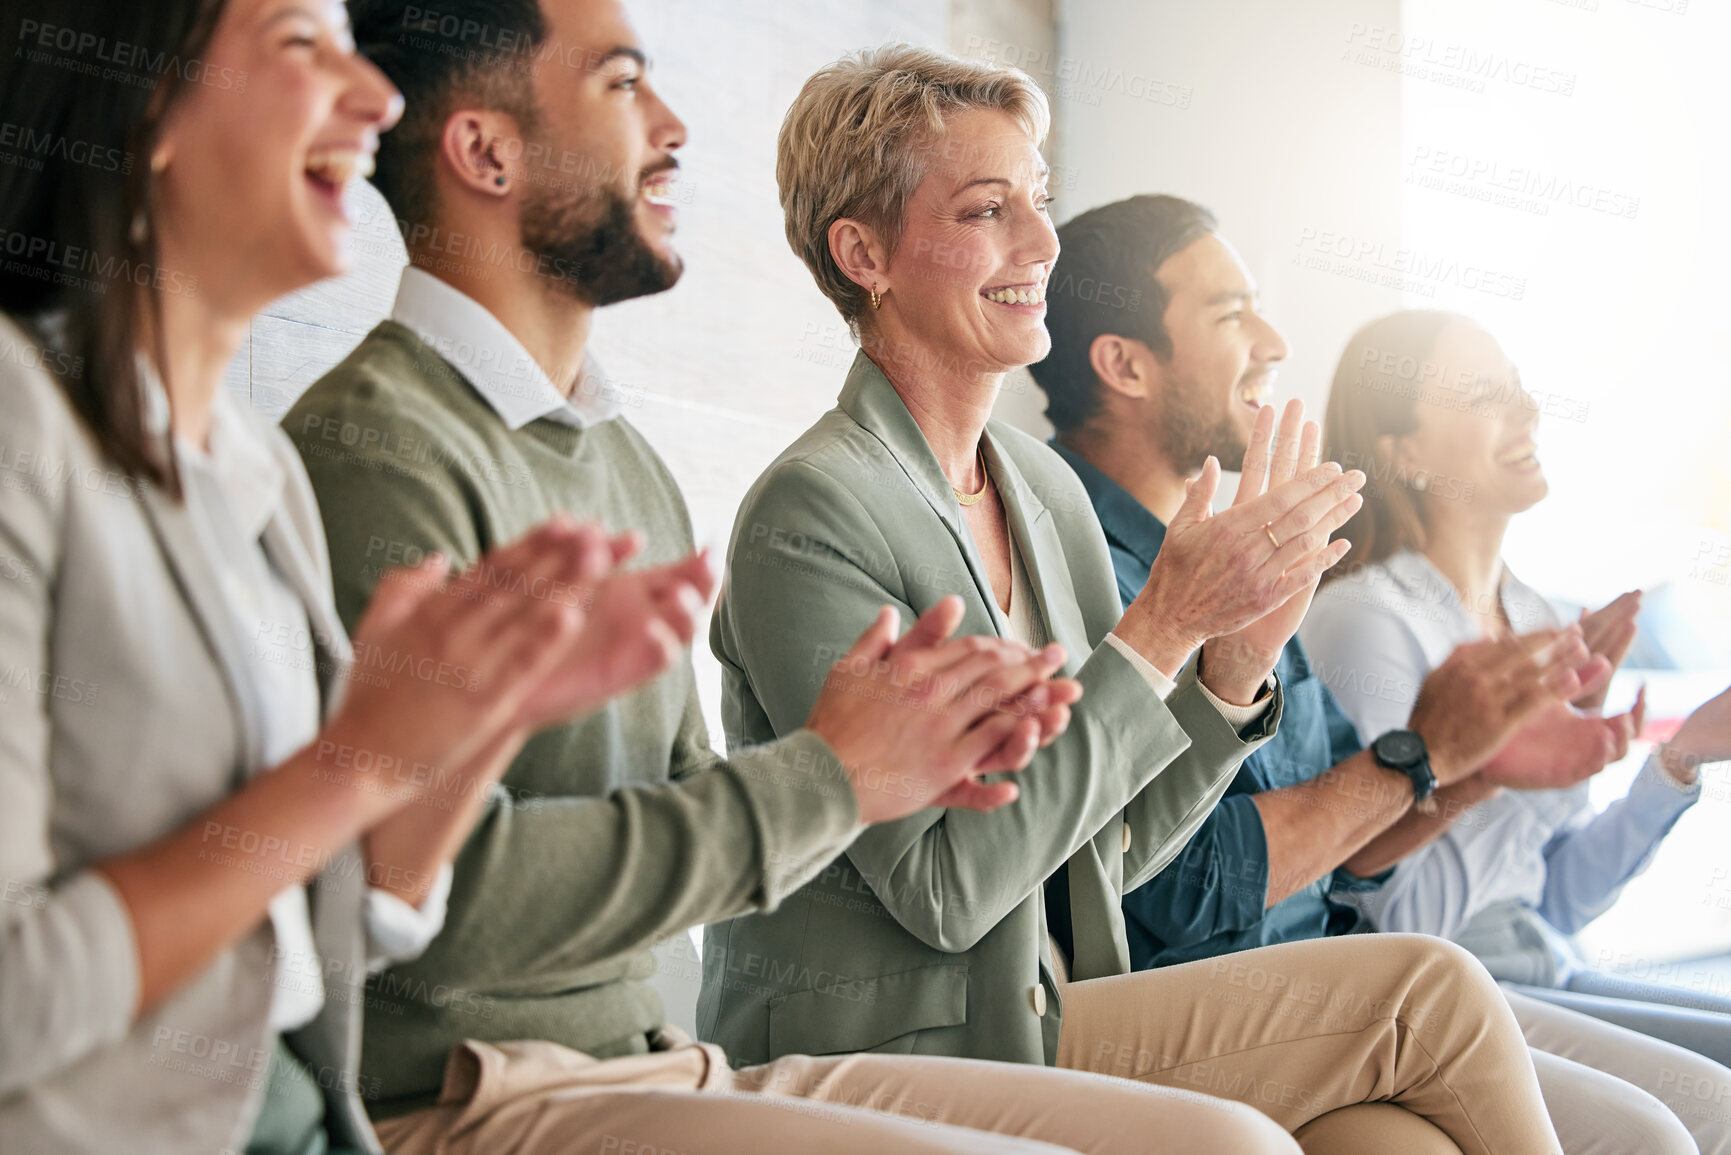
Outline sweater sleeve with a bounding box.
[718,459,1200,954]
[285,392,864,986]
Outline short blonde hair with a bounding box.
[778,44,1051,335]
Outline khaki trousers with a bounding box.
[374,1032,1296,1155]
[1054,935,1559,1155]
[376,935,1552,1155]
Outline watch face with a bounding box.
[1377,730,1425,767]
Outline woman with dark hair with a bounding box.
[1305,309,1731,1149]
[0,4,1065,1152]
[0,3,680,1151]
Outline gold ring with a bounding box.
[1263,523,1281,550]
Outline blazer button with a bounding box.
[1121,824,1132,853]
[1031,984,1047,1016]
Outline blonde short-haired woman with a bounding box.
[700,44,1568,1155]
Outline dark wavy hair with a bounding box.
[0,0,230,495]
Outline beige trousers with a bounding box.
[1054,935,1557,1155]
[376,934,1553,1155]
[374,1033,1297,1155]
[1506,987,1723,1155]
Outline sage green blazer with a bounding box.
[698,351,1281,1067]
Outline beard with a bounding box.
[519,166,683,307]
[1156,366,1250,475]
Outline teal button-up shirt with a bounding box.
[1049,441,1385,969]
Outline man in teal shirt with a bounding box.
[1028,194,1515,969]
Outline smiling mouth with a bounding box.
[304,147,374,196]
[1239,372,1275,407]
[641,170,679,208]
[982,283,1046,306]
[1498,441,1540,467]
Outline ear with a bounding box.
[1087,333,1158,404]
[440,109,523,198]
[828,217,892,299]
[1378,432,1417,472]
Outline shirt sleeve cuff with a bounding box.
[364,862,454,972]
[1630,748,1704,811]
[1197,674,1276,730]
[1105,633,1176,700]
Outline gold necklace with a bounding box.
[953,446,989,507]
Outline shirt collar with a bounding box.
[1047,440,1170,566]
[389,265,618,431]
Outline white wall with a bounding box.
[1023,0,1408,436]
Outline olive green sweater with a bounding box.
[284,321,861,1117]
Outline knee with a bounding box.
[1206,1100,1304,1155]
[1618,1097,1698,1155]
[1389,934,1502,1006]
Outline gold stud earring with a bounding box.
[869,287,882,310]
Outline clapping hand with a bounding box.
[1574,590,1641,711]
[1200,399,1343,704]
[805,597,1084,823]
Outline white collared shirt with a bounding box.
[390,266,619,430]
[148,373,452,1032]
[1302,549,1699,978]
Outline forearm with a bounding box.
[1341,775,1502,879]
[1112,592,1200,682]
[412,732,862,986]
[848,642,1186,951]
[93,737,400,1018]
[364,729,527,906]
[1538,753,1698,933]
[1253,752,1415,905]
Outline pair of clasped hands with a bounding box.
[326,402,1381,827]
[1457,590,1731,793]
[328,519,1074,825]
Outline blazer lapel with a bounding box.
[136,483,264,782]
[837,352,1009,636]
[261,513,353,714]
[983,428,1091,674]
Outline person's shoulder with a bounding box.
[0,314,86,452]
[741,405,884,510]
[283,321,490,455]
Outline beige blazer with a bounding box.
[0,316,380,1153]
[699,351,1280,1067]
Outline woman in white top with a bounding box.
[1303,310,1731,1135]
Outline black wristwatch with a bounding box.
[1372,729,1436,810]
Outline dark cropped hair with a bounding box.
[1322,309,1472,579]
[0,0,229,494]
[350,0,548,236]
[1029,194,1216,434]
